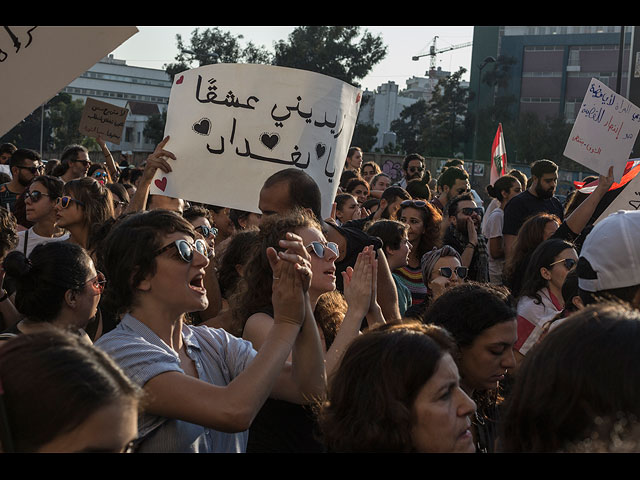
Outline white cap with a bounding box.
[579,210,640,292]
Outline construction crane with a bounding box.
[412,36,472,76]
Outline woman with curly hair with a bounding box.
[317,321,476,453]
[394,199,442,308]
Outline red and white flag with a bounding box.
[490,123,507,185]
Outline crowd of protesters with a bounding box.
[1,135,640,454]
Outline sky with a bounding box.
[109,26,476,92]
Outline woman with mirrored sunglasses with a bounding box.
[0,241,103,343]
[54,177,114,254]
[88,163,112,185]
[94,209,325,453]
[231,207,384,452]
[15,175,69,257]
[420,246,466,306]
[514,238,578,361]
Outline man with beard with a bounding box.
[0,149,43,212]
[342,186,411,231]
[394,153,426,189]
[502,159,563,259]
[430,166,470,215]
[443,193,489,283]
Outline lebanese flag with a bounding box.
[574,159,640,193]
[490,123,507,185]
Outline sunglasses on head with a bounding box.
[400,199,427,208]
[460,207,483,216]
[438,266,468,279]
[25,190,52,203]
[16,165,43,175]
[154,238,208,263]
[56,196,85,208]
[195,225,218,238]
[306,241,339,260]
[548,258,577,270]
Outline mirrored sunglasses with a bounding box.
[549,258,577,270]
[438,266,468,279]
[56,196,85,208]
[400,199,427,208]
[195,225,218,238]
[93,171,108,179]
[154,238,208,263]
[306,241,339,260]
[16,165,43,175]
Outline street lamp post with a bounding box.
[471,56,495,189]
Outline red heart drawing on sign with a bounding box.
[155,177,167,191]
[176,75,184,85]
[356,93,361,103]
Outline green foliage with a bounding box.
[351,123,379,152]
[143,110,167,147]
[272,26,387,87]
[48,94,87,150]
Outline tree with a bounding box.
[351,123,378,152]
[143,110,167,147]
[164,27,273,81]
[390,99,431,155]
[48,93,88,150]
[273,26,387,87]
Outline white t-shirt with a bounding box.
[483,206,505,283]
[15,227,70,257]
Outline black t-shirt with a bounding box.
[502,190,564,236]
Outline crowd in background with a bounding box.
[1,137,640,454]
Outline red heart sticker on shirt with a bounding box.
[154,177,167,192]
[176,75,184,85]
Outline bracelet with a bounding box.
[0,289,9,302]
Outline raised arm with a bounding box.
[96,136,119,183]
[564,165,614,235]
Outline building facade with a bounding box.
[63,54,172,155]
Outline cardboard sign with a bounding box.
[0,26,138,138]
[152,63,362,218]
[79,98,129,144]
[563,78,640,183]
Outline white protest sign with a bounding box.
[563,78,640,182]
[594,170,640,224]
[152,64,362,218]
[0,26,138,138]
[79,98,129,144]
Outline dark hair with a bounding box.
[530,159,558,178]
[105,183,130,205]
[9,148,40,169]
[0,329,142,452]
[317,321,456,452]
[0,143,17,156]
[564,176,598,217]
[365,219,408,252]
[424,282,515,348]
[405,179,431,201]
[217,228,260,299]
[347,146,362,159]
[44,159,60,176]
[0,207,18,259]
[437,166,468,189]
[380,185,410,205]
[230,208,321,337]
[339,170,360,190]
[345,177,369,195]
[60,144,88,164]
[371,173,390,190]
[561,268,581,314]
[399,200,442,261]
[334,193,356,212]
[507,169,527,190]
[361,161,381,176]
[519,238,575,304]
[500,302,640,452]
[262,168,323,222]
[64,177,115,250]
[361,198,380,212]
[486,175,519,202]
[446,192,475,218]
[101,209,196,315]
[3,242,94,323]
[32,175,64,201]
[183,204,211,223]
[402,153,424,171]
[503,212,562,291]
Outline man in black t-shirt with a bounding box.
[503,159,564,259]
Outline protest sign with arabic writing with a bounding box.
[78,98,129,144]
[151,64,362,218]
[0,26,138,138]
[563,78,640,183]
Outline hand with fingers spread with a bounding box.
[342,245,375,319]
[276,232,313,292]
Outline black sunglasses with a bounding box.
[24,190,52,203]
[16,165,43,175]
[549,258,577,270]
[154,238,208,263]
[195,225,218,238]
[306,241,339,259]
[460,207,484,217]
[438,266,468,279]
[408,166,424,173]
